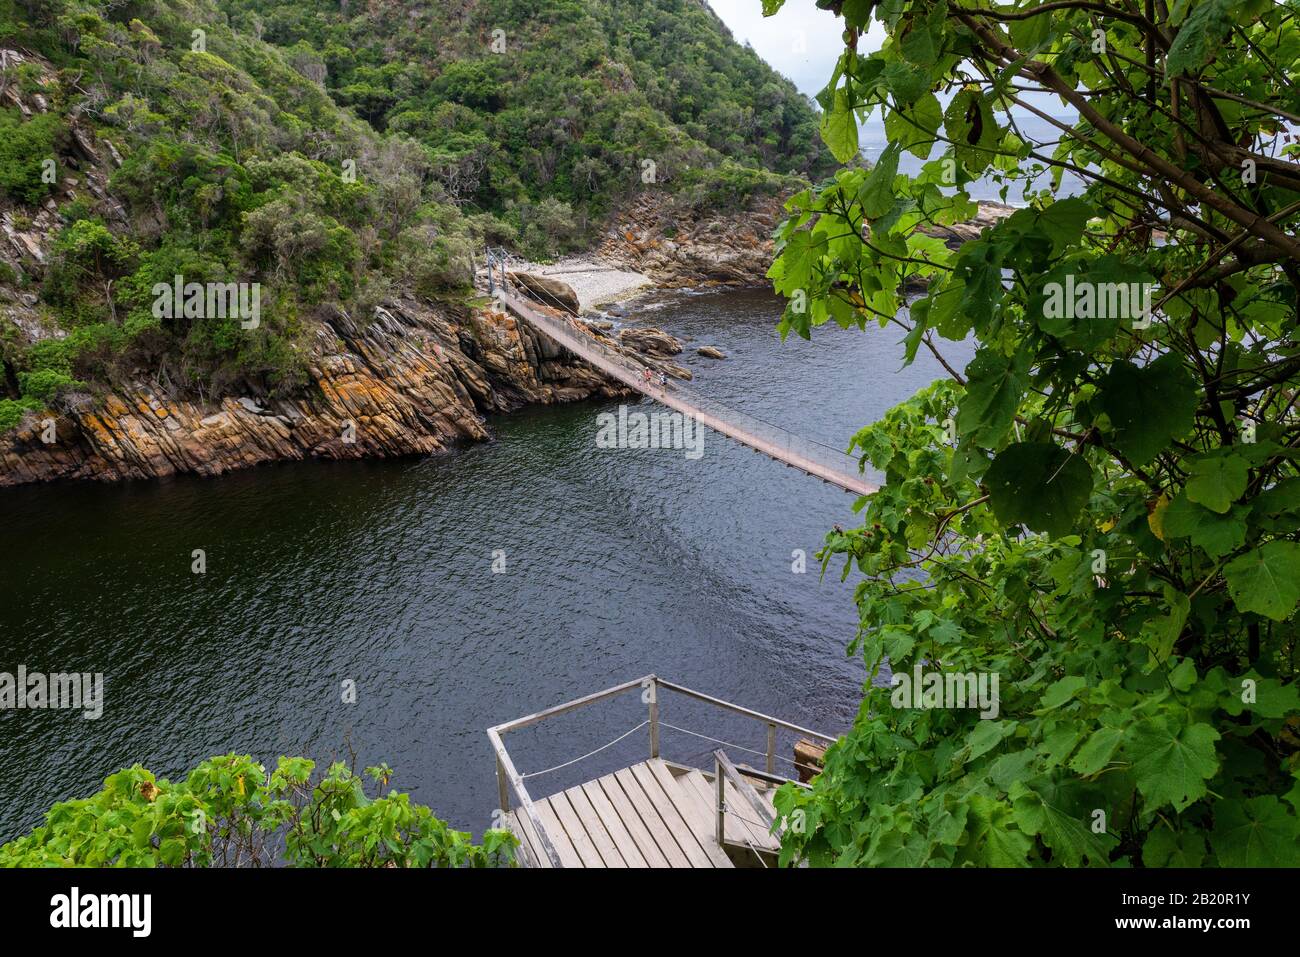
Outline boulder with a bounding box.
[696,346,727,360]
[618,327,683,356]
[507,271,581,316]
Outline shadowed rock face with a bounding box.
[0,298,638,486]
[507,271,581,316]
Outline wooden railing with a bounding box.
[486,674,835,867]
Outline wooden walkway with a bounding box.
[487,675,835,869]
[507,758,780,868]
[495,286,878,497]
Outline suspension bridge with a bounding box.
[484,258,879,497]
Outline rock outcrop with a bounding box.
[598,192,781,287]
[507,271,581,316]
[920,201,1017,249]
[0,297,638,486]
[617,327,683,357]
[598,191,1017,289]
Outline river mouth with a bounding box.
[0,287,970,841]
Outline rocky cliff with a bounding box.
[0,296,638,486]
[598,192,784,287]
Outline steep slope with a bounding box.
[0,0,827,484]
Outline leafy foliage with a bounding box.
[0,106,64,203]
[0,753,516,868]
[765,0,1300,866]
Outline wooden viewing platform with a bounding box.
[487,675,836,868]
[489,273,878,498]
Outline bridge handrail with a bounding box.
[494,279,878,496]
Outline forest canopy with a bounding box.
[0,0,830,426]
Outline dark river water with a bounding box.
[0,287,970,842]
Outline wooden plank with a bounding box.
[595,774,670,868]
[681,768,756,850]
[642,760,733,868]
[683,769,778,852]
[508,808,552,868]
[563,786,628,867]
[629,762,719,868]
[547,791,609,868]
[533,798,586,868]
[611,768,692,868]
[505,812,537,868]
[581,780,652,868]
[657,763,753,866]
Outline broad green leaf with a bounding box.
[1038,675,1087,711]
[858,142,901,219]
[1166,0,1234,75]
[1224,540,1300,621]
[881,60,930,105]
[966,719,1016,761]
[1009,11,1052,50]
[1142,587,1190,662]
[1210,796,1300,866]
[985,442,1094,538]
[884,93,942,158]
[820,87,860,163]
[1070,727,1125,776]
[1012,788,1113,866]
[1097,354,1197,464]
[1127,720,1219,813]
[1161,493,1248,557]
[1185,449,1249,513]
[956,348,1022,444]
[1036,197,1094,256]
[1142,826,1207,866]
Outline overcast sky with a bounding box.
[706,0,884,98]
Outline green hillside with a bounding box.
[0,0,829,424]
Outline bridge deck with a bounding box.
[497,288,878,497]
[507,758,781,868]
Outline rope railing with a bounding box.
[487,675,828,868]
[492,270,879,497]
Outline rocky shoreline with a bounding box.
[0,296,646,486]
[2,156,1010,488]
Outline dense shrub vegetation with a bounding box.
[0,0,828,423]
[0,753,516,867]
[768,0,1300,866]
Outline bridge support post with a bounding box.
[645,676,660,759]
